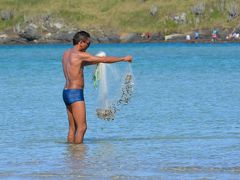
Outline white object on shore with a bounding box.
[186,35,191,40]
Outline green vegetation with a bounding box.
[0,0,240,33]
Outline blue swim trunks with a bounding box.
[62,89,84,106]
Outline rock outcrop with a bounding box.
[120,33,139,42]
[0,12,239,44]
[150,5,158,16]
[0,10,13,21]
[172,13,187,24]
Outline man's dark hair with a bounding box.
[73,31,90,45]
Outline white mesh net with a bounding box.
[93,52,134,120]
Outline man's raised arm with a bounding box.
[82,53,132,66]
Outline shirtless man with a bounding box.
[62,31,132,144]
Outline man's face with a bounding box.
[80,38,91,51]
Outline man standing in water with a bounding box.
[62,31,132,144]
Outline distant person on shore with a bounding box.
[232,32,239,40]
[146,32,152,39]
[211,29,218,42]
[62,31,132,144]
[226,31,240,40]
[194,31,199,39]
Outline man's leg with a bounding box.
[71,101,87,144]
[66,106,76,143]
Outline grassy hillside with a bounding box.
[0,0,240,34]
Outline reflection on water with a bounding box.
[67,144,87,161]
[65,144,88,176]
[64,142,119,178]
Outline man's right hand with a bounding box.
[123,56,132,63]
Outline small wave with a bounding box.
[160,166,240,173]
[85,135,240,143]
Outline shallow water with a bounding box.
[0,43,240,179]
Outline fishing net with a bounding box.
[93,51,134,120]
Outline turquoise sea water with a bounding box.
[0,43,240,179]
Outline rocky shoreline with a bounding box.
[1,31,240,45]
[0,14,240,45]
[1,28,240,45]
